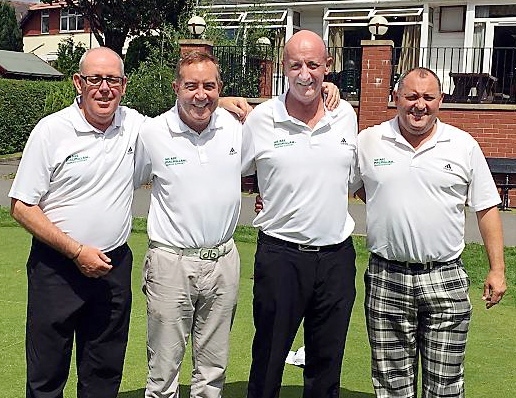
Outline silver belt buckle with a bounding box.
[298,244,320,252]
[199,247,220,260]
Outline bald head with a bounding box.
[79,47,124,76]
[284,30,328,61]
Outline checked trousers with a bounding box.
[364,254,472,398]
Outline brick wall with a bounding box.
[358,40,516,207]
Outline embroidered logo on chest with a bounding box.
[164,156,187,166]
[65,154,90,164]
[373,157,394,167]
[273,138,295,148]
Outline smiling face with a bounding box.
[394,69,444,140]
[72,47,126,131]
[173,56,222,133]
[283,30,331,105]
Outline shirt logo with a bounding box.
[373,157,394,167]
[127,146,133,154]
[65,153,90,164]
[229,147,238,155]
[164,156,187,166]
[273,139,295,148]
[341,138,347,144]
[444,163,453,171]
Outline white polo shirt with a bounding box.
[358,117,501,263]
[241,93,359,246]
[9,98,145,251]
[135,104,242,249]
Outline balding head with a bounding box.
[79,47,124,76]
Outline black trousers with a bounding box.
[247,232,356,398]
[25,239,132,398]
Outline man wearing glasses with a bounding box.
[9,47,144,398]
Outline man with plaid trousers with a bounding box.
[357,67,507,397]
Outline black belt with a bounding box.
[258,230,350,252]
[372,253,460,271]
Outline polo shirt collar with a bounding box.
[71,96,122,134]
[388,116,451,145]
[272,92,338,126]
[165,101,222,134]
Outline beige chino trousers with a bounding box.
[143,240,240,398]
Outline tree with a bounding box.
[54,37,87,78]
[0,1,23,51]
[42,0,193,56]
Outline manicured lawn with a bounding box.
[1,211,514,397]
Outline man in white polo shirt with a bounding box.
[134,51,242,398]
[357,67,506,397]
[9,47,145,398]
[241,30,359,398]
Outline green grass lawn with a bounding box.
[1,211,515,397]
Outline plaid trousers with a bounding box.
[364,254,472,398]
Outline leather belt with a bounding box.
[372,253,460,271]
[149,239,233,260]
[258,230,350,252]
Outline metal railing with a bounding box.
[392,46,516,104]
[214,44,516,104]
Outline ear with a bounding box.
[72,73,83,94]
[120,76,128,96]
[325,56,333,74]
[172,80,179,94]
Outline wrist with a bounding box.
[71,244,83,261]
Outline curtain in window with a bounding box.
[329,27,344,71]
[397,17,421,75]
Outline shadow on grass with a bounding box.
[118,382,374,397]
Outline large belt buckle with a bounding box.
[298,244,320,252]
[199,247,220,260]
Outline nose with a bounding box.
[299,63,311,80]
[414,96,426,109]
[98,78,110,92]
[195,87,207,100]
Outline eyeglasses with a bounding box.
[80,75,124,87]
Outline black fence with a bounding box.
[213,44,516,104]
[392,46,516,104]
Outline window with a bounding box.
[60,8,84,32]
[41,10,49,34]
[439,6,465,32]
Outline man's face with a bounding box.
[283,39,330,105]
[173,61,221,133]
[72,49,126,131]
[394,71,444,137]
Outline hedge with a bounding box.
[0,78,73,155]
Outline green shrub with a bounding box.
[0,79,54,154]
[43,79,77,115]
[124,59,176,117]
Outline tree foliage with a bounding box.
[42,0,193,56]
[0,1,23,51]
[54,37,87,78]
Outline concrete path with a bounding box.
[2,158,515,246]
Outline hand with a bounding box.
[322,82,341,110]
[255,194,263,214]
[73,245,113,278]
[219,97,253,122]
[482,269,507,309]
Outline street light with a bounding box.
[256,37,271,46]
[187,15,207,39]
[368,16,388,37]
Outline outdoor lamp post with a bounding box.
[368,16,388,38]
[187,15,207,39]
